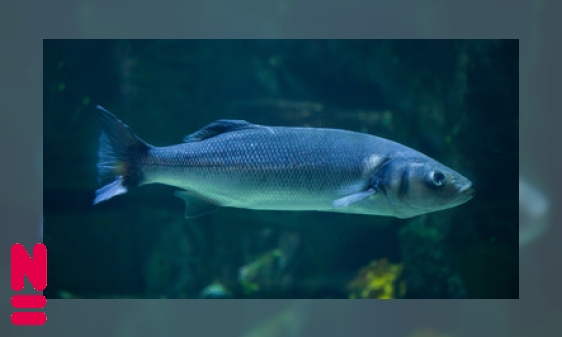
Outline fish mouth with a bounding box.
[459,182,474,194]
[456,182,475,202]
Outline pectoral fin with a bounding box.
[174,190,221,218]
[332,189,376,209]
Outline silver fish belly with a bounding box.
[94,106,474,218]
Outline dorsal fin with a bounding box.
[183,119,258,142]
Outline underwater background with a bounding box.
[43,39,518,299]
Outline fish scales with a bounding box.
[141,127,373,209]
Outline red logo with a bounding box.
[10,243,47,325]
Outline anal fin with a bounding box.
[174,190,220,218]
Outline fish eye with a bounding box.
[431,170,445,186]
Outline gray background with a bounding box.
[1,0,560,336]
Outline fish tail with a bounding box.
[93,105,151,205]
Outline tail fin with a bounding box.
[94,105,151,204]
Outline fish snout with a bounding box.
[459,181,474,193]
[457,180,475,201]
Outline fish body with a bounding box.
[94,106,474,218]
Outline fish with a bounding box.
[93,105,474,219]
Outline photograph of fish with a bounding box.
[94,105,474,218]
[44,40,518,299]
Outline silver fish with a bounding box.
[94,105,474,218]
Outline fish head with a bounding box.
[379,156,474,218]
